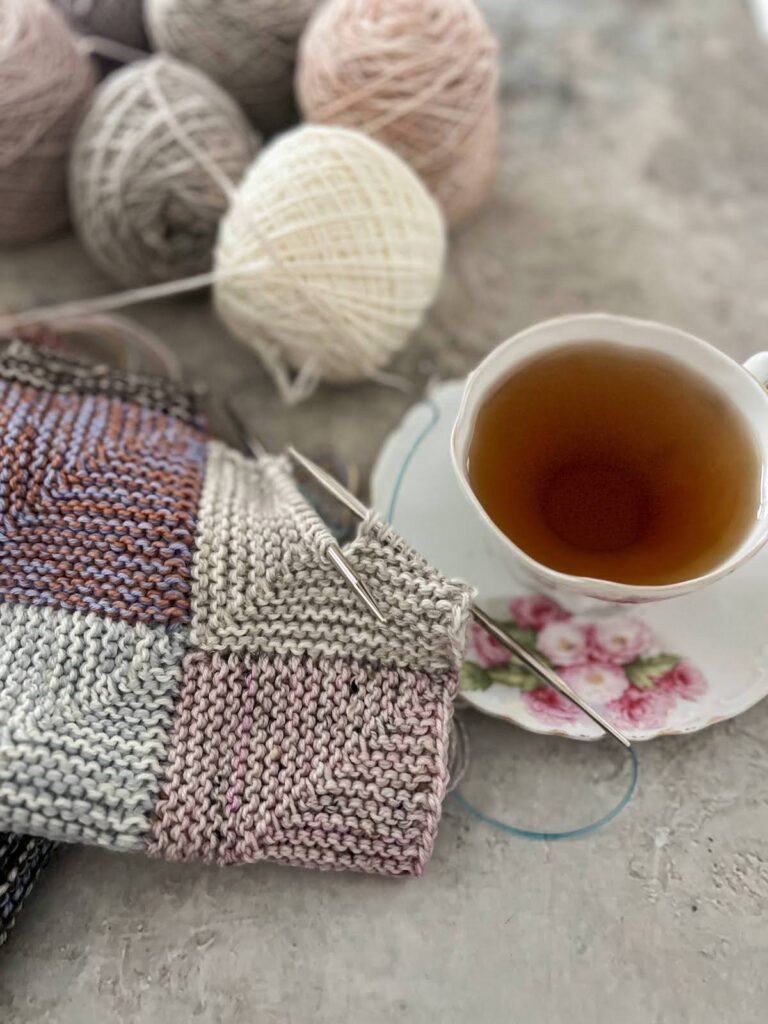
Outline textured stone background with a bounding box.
[2,1,768,1021]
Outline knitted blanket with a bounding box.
[0,342,472,876]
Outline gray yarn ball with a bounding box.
[146,0,319,134]
[69,55,260,287]
[51,0,148,49]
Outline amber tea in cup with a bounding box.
[466,343,762,586]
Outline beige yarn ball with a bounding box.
[297,0,499,226]
[145,0,318,134]
[214,125,446,401]
[70,55,259,287]
[0,0,94,245]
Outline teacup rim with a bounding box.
[450,312,768,602]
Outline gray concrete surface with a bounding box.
[2,1,768,1021]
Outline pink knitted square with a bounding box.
[148,649,459,875]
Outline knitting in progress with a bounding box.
[0,341,472,874]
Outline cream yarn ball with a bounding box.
[70,55,259,287]
[297,0,499,226]
[0,0,94,244]
[214,125,446,401]
[145,0,318,134]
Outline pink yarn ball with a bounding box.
[296,0,499,226]
[0,0,95,244]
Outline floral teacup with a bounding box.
[451,313,768,604]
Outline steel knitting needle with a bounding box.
[288,446,369,520]
[286,446,632,751]
[325,544,385,623]
[468,606,631,749]
[223,402,386,623]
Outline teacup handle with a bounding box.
[744,352,768,387]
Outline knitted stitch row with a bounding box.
[0,831,55,947]
[0,339,200,424]
[0,342,473,875]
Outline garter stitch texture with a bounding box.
[0,831,55,947]
[0,342,472,875]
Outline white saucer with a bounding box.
[371,381,768,741]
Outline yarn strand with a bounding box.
[0,272,219,332]
[77,35,149,65]
[143,61,238,203]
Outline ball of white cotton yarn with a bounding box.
[213,125,446,401]
[70,55,259,287]
[145,0,318,134]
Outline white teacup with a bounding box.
[451,313,768,603]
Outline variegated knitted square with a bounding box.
[0,342,472,876]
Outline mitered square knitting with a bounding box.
[0,342,472,877]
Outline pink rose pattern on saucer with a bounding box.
[462,596,707,731]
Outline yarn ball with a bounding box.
[145,0,318,134]
[51,0,148,49]
[70,55,259,287]
[297,0,500,226]
[0,0,95,245]
[214,125,446,400]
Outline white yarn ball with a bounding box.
[70,55,259,287]
[214,125,446,400]
[145,0,318,134]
